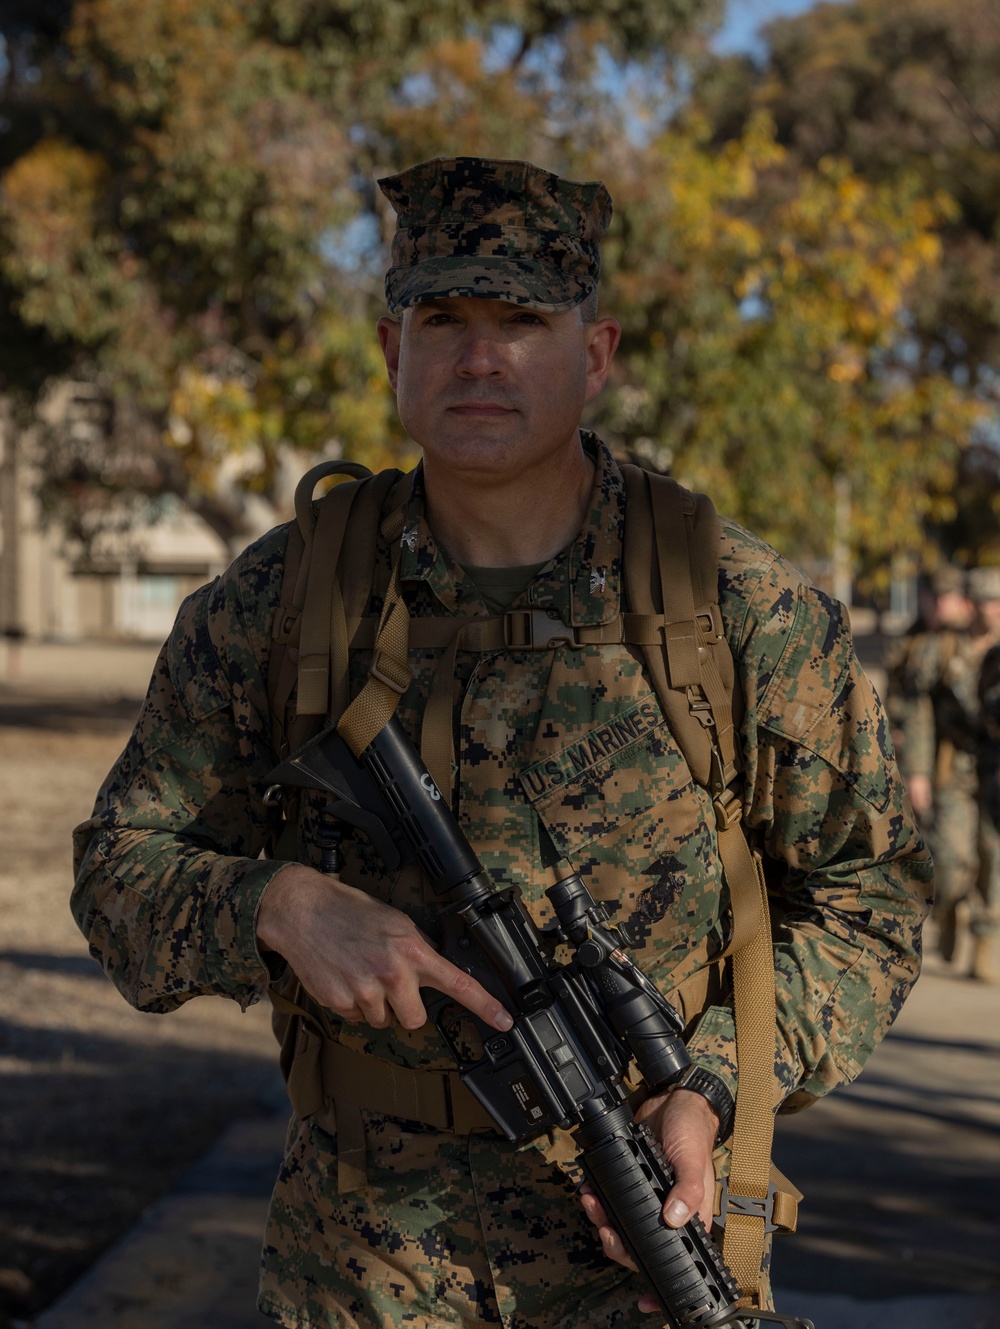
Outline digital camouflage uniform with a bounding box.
[888,626,972,927]
[72,436,931,1329]
[886,562,1000,964]
[980,645,1000,934]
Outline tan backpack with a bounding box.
[265,459,800,1311]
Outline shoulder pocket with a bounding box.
[759,584,892,812]
[166,581,231,723]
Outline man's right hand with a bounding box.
[906,773,933,817]
[256,863,513,1034]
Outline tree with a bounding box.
[0,0,982,581]
[696,0,1000,567]
[589,112,979,582]
[0,0,719,550]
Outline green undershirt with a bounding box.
[460,561,548,615]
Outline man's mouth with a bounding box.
[447,402,516,416]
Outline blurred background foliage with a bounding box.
[0,0,998,582]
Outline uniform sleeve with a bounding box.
[684,536,933,1106]
[70,530,290,1014]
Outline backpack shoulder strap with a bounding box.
[620,464,738,793]
[267,460,404,759]
[621,462,792,1310]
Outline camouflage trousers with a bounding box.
[972,805,1000,939]
[932,758,1000,937]
[257,1111,771,1329]
[930,765,980,917]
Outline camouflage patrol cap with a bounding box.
[930,564,968,597]
[968,566,1000,602]
[378,156,612,314]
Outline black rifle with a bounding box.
[266,715,812,1329]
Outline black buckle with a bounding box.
[716,1179,780,1234]
[504,609,579,650]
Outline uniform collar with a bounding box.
[395,431,624,627]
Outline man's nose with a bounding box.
[455,328,507,377]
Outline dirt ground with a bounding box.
[0,693,283,1328]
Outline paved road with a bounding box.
[32,943,1000,1329]
[17,635,1000,1327]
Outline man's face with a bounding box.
[377,295,619,483]
[936,590,973,630]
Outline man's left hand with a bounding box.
[579,1087,719,1313]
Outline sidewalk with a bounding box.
[0,637,162,700]
[31,943,1000,1329]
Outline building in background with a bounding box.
[0,383,272,643]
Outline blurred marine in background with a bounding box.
[889,565,1000,979]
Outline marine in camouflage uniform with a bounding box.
[71,157,931,1329]
[883,567,971,959]
[980,639,1000,966]
[898,566,1000,978]
[967,569,1000,981]
[883,565,971,806]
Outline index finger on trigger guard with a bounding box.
[434,954,513,1032]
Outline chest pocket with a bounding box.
[518,690,720,956]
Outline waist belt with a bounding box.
[273,952,727,1193]
[283,1019,498,1192]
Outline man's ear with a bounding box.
[377,316,401,391]
[583,316,622,405]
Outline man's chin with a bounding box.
[420,434,526,478]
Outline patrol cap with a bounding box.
[378,156,612,314]
[968,566,1000,602]
[930,564,968,597]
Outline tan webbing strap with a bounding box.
[269,461,373,753]
[325,473,414,765]
[621,463,784,1306]
[270,1012,499,1192]
[714,1165,800,1237]
[621,467,711,790]
[297,479,370,716]
[576,612,662,646]
[417,616,514,804]
[337,549,411,758]
[722,851,782,1303]
[320,1041,496,1133]
[329,470,406,723]
[650,477,703,692]
[352,610,685,654]
[349,615,503,651]
[650,472,741,790]
[420,622,465,807]
[715,793,766,960]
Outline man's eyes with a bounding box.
[418,309,548,328]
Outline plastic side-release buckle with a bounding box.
[504,609,579,650]
[716,1177,781,1235]
[713,787,744,831]
[696,601,725,644]
[369,649,411,695]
